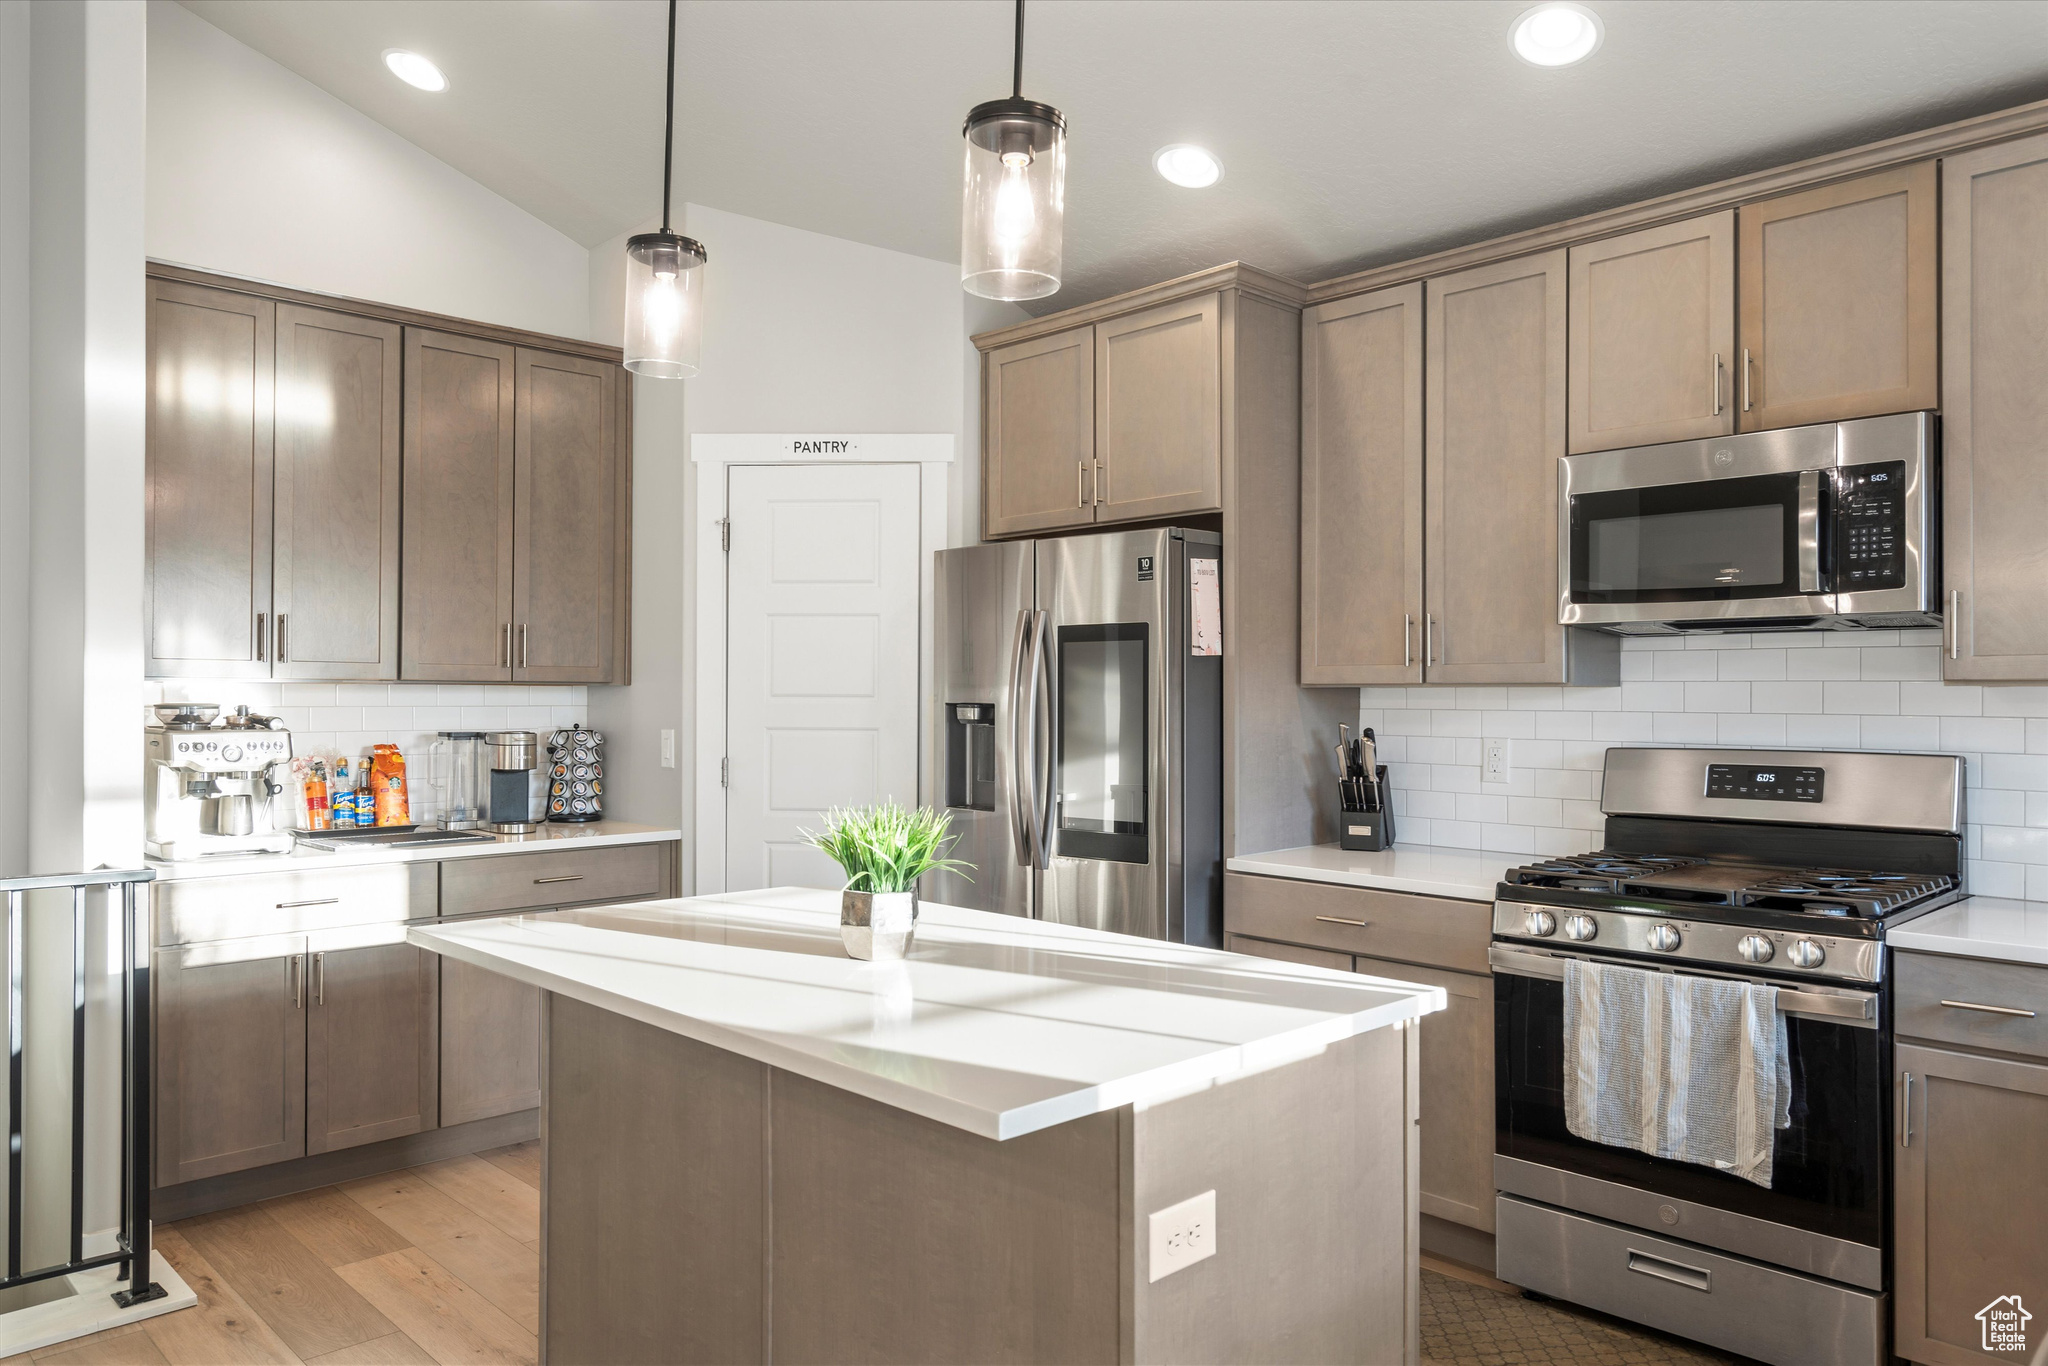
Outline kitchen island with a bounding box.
[409,887,1441,1365]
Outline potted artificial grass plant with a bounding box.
[803,802,970,960]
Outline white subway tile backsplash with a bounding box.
[1823,681,1899,714]
[1684,681,1750,713]
[1594,712,1654,742]
[1651,651,1718,681]
[1984,687,2048,718]
[1901,681,1981,716]
[1788,650,1862,681]
[1623,682,1686,712]
[1858,715,1939,750]
[1859,646,1941,681]
[1481,710,1537,739]
[1786,714,1861,748]
[1718,714,1787,746]
[1751,681,1824,714]
[1652,713,1717,744]
[1536,711,1594,741]
[1719,650,1788,681]
[1941,717,2027,754]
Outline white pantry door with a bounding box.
[725,463,922,891]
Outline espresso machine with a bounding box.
[144,704,296,860]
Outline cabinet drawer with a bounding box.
[1896,952,2048,1060]
[1224,872,1490,974]
[1225,934,1351,971]
[439,843,665,917]
[155,862,437,946]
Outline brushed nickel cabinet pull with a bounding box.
[1901,1072,1913,1147]
[1711,353,1724,416]
[1314,915,1369,928]
[276,897,339,909]
[1095,460,1106,505]
[534,874,584,885]
[1077,461,1085,508]
[1940,998,2037,1018]
[256,613,268,663]
[314,950,325,1005]
[1425,614,1435,667]
[501,623,512,669]
[1949,590,1961,660]
[289,954,302,1010]
[1742,348,1755,412]
[1403,614,1413,669]
[519,624,529,669]
[278,613,288,663]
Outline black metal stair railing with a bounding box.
[0,867,165,1308]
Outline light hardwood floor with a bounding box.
[6,1142,541,1366]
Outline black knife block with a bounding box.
[1338,767,1396,852]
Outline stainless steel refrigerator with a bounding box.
[927,527,1223,945]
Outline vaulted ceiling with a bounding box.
[180,0,2048,311]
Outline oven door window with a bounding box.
[1055,623,1148,865]
[1571,472,1803,603]
[1495,971,1884,1249]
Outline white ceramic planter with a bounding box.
[840,889,917,961]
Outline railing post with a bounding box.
[112,878,163,1308]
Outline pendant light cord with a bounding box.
[1012,0,1024,98]
[660,0,677,233]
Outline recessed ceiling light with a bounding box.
[1154,145,1223,189]
[382,49,448,92]
[1510,2,1604,67]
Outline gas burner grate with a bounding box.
[1504,852,1703,892]
[1738,868,1955,918]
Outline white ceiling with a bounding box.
[179,0,2048,313]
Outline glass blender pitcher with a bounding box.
[429,732,487,830]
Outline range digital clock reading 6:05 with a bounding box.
[1705,764,1825,802]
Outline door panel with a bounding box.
[1094,293,1222,523]
[1738,161,1938,431]
[927,542,1036,917]
[146,280,275,679]
[273,305,402,680]
[1300,284,1424,685]
[514,349,618,683]
[440,955,542,1126]
[1568,211,1735,454]
[984,329,1096,538]
[1894,1044,2048,1366]
[402,328,516,681]
[305,941,438,1154]
[725,464,922,891]
[1425,251,1572,684]
[155,940,305,1186]
[1942,132,2048,680]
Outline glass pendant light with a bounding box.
[624,0,706,378]
[960,0,1065,301]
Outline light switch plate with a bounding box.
[1148,1189,1216,1283]
[660,730,677,769]
[1484,738,1511,785]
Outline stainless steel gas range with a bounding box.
[1490,747,1964,1366]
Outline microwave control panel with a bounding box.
[1835,461,1907,591]
[1705,764,1825,803]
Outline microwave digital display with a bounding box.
[1705,764,1824,803]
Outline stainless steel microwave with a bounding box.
[1558,411,1938,634]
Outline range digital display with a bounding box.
[1706,764,1824,802]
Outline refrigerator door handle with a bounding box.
[1027,610,1055,872]
[1007,608,1034,867]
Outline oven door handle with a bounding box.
[1486,945,1876,1024]
[1797,469,1827,595]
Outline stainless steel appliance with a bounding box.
[484,730,539,835]
[1558,411,1938,634]
[1491,747,1965,1366]
[144,704,296,859]
[927,527,1222,944]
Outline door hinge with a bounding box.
[720,757,729,787]
[717,518,730,552]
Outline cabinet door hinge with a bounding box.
[720,757,729,787]
[718,518,730,552]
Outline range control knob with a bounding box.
[1523,909,1558,937]
[1647,923,1683,953]
[1737,934,1775,964]
[1563,914,1598,942]
[1787,939,1827,970]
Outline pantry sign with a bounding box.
[689,434,957,464]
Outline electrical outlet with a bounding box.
[1148,1189,1216,1283]
[660,729,677,769]
[1484,738,1511,785]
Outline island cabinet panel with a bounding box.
[1300,283,1424,685]
[1426,250,1613,685]
[1094,291,1223,524]
[271,305,403,680]
[1354,955,1495,1234]
[1941,132,2048,680]
[1737,160,1939,432]
[1893,1042,2048,1366]
[439,957,541,1126]
[154,937,306,1187]
[513,348,619,683]
[401,328,517,682]
[1567,211,1735,454]
[145,280,275,679]
[983,327,1097,538]
[305,941,438,1154]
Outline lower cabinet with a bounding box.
[306,943,439,1154]
[440,954,542,1125]
[1894,1041,2048,1365]
[155,937,308,1187]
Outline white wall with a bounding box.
[145,0,588,337]
[0,2,31,878]
[1361,631,2048,898]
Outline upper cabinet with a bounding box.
[147,267,631,684]
[1567,211,1735,454]
[1737,161,1939,431]
[983,328,1096,538]
[1300,284,1424,685]
[1941,132,2048,681]
[1094,292,1222,523]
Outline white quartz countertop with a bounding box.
[1889,896,2048,968]
[146,821,680,882]
[408,888,1444,1142]
[1226,842,1518,903]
